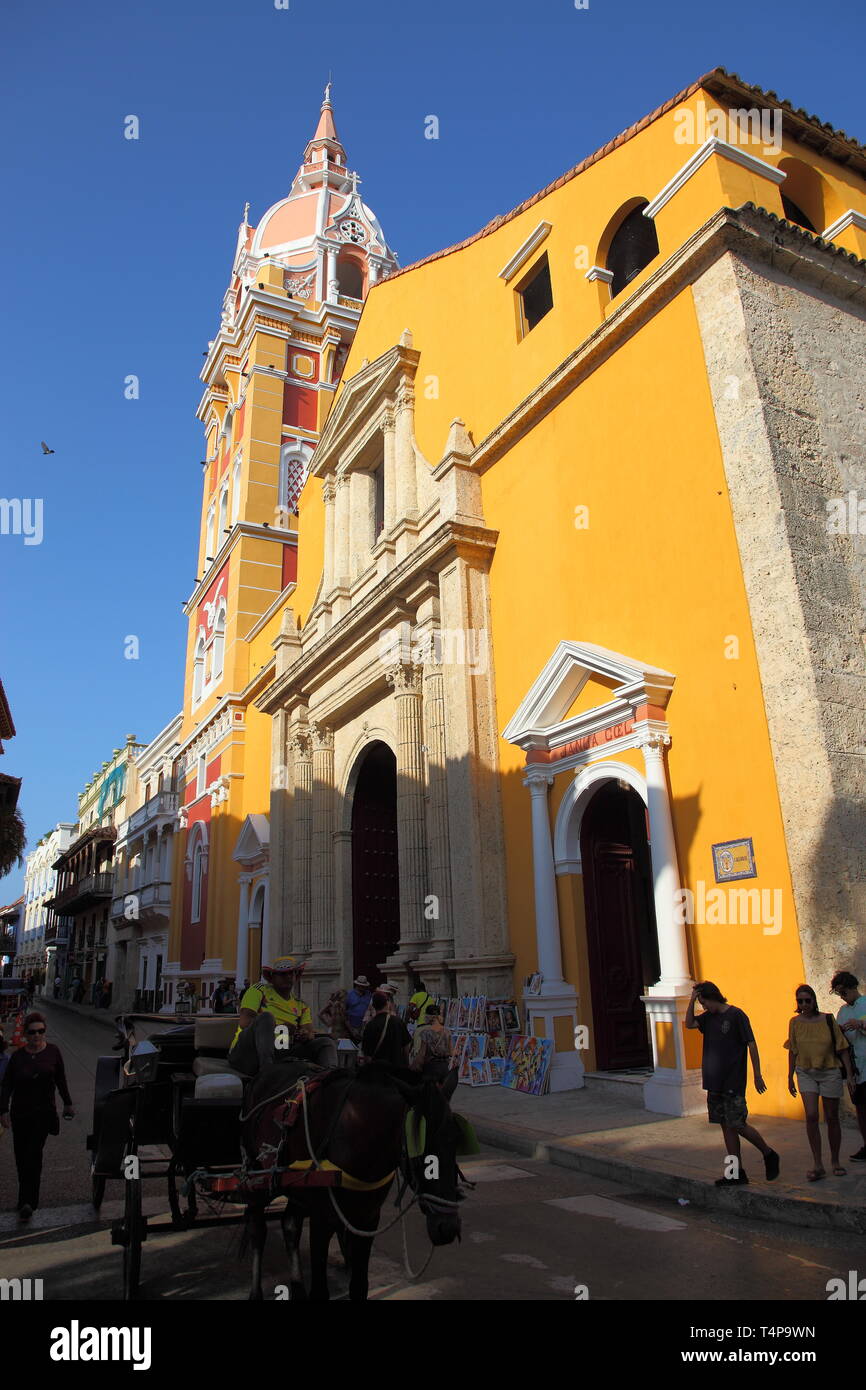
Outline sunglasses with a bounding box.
[26,1027,46,1035]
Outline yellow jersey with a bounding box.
[231,983,312,1048]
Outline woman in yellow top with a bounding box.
[785,984,856,1180]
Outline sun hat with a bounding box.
[353,974,372,989]
[263,955,305,975]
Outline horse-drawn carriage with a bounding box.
[88,1012,472,1300]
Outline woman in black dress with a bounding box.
[0,1012,74,1219]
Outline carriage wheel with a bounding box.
[91,1173,106,1210]
[122,1176,143,1300]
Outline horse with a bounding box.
[240,1060,462,1300]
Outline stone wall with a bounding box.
[693,243,866,1002]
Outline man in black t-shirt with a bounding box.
[361,992,411,1069]
[685,981,780,1187]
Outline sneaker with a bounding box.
[849,1147,866,1163]
[18,1204,33,1220]
[764,1149,780,1181]
[715,1172,749,1186]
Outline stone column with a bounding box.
[325,246,338,302]
[350,469,376,578]
[637,730,691,991]
[322,479,336,594]
[527,775,566,986]
[386,662,429,953]
[524,770,582,1092]
[635,727,701,1117]
[269,709,289,954]
[333,475,350,587]
[421,642,452,953]
[291,729,313,954]
[235,873,251,988]
[310,722,335,952]
[394,385,418,523]
[382,410,396,533]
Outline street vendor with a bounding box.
[229,956,338,1075]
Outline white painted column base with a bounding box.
[523,983,585,1093]
[641,988,704,1116]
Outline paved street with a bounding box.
[1,1004,863,1302]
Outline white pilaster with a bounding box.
[525,772,582,1091]
[236,873,251,987]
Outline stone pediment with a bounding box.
[232,813,270,866]
[502,640,675,753]
[313,336,419,477]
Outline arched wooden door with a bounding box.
[580,781,659,1070]
[351,743,400,985]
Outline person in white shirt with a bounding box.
[832,970,866,1162]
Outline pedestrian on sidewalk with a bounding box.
[319,989,352,1039]
[345,975,372,1042]
[785,983,855,1181]
[0,1012,75,1220]
[686,981,780,1187]
[831,970,866,1162]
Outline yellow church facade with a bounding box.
[170,70,866,1119]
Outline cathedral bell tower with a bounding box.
[163,89,397,1007]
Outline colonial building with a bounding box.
[256,69,866,1115]
[48,736,144,999]
[163,89,396,1009]
[0,897,23,976]
[21,823,75,987]
[110,715,182,1010]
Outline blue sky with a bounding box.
[1,0,863,905]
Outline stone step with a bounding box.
[582,1069,653,1103]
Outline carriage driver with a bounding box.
[229,957,339,1076]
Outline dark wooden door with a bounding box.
[351,743,400,984]
[581,783,655,1070]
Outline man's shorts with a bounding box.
[796,1067,843,1099]
[707,1092,748,1127]
[853,1080,866,1108]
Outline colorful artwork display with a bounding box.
[501,1036,554,1095]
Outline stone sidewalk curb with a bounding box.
[469,1114,866,1236]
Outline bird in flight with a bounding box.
[40,441,55,455]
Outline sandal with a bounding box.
[806,1168,825,1181]
[832,1166,847,1177]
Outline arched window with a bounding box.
[191,841,204,922]
[218,484,229,540]
[777,159,834,234]
[280,443,311,516]
[205,507,215,561]
[337,258,364,300]
[212,605,225,680]
[193,636,205,705]
[606,201,659,296]
[231,454,242,524]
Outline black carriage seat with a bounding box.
[190,1016,248,1100]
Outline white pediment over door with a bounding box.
[502,640,675,753]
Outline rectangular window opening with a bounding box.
[516,253,553,337]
